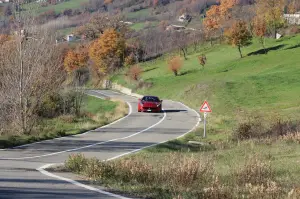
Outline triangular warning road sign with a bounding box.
[200,100,212,112]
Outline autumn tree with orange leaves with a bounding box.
[203,0,237,45]
[89,28,125,76]
[253,17,267,54]
[225,20,252,58]
[64,45,89,73]
[128,65,142,81]
[167,55,183,76]
[255,0,285,39]
[287,0,298,14]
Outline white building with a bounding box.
[65,34,74,42]
[284,12,300,25]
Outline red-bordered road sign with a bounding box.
[200,100,212,112]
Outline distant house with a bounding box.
[65,34,74,42]
[166,24,196,32]
[120,21,133,25]
[166,25,186,31]
[284,12,300,25]
[178,14,192,23]
[0,0,10,3]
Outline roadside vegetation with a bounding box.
[0,95,128,149]
[64,116,300,199]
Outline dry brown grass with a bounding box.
[235,154,273,185]
[280,132,300,144]
[65,151,292,198]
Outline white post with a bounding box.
[203,112,207,138]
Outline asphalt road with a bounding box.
[0,90,200,199]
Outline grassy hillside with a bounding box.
[25,0,89,14]
[112,34,300,124]
[64,36,300,198]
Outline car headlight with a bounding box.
[156,103,161,107]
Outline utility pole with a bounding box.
[16,0,26,134]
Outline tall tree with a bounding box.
[253,16,267,54]
[89,28,125,76]
[225,20,252,58]
[64,46,89,73]
[75,13,128,40]
[203,5,221,45]
[203,0,237,45]
[255,0,285,39]
[287,0,297,14]
[0,29,65,134]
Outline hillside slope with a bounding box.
[112,34,300,124]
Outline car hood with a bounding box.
[142,101,160,107]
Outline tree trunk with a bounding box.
[174,70,178,76]
[238,46,243,58]
[181,48,187,60]
[261,37,267,54]
[273,22,277,39]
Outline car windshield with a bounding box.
[142,96,159,102]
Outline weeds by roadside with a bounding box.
[0,96,128,149]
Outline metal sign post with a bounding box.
[200,101,212,138]
[203,112,207,138]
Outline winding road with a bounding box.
[0,90,200,199]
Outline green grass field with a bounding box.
[126,9,150,20]
[23,0,89,14]
[0,95,126,149]
[130,21,159,31]
[112,34,300,124]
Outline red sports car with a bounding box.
[138,96,163,112]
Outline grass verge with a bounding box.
[63,118,300,199]
[0,95,128,149]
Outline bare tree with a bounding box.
[170,31,189,60]
[0,25,65,135]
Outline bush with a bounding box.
[233,118,267,140]
[233,115,300,140]
[167,55,183,76]
[128,64,142,81]
[65,153,87,173]
[38,90,86,118]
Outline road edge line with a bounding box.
[37,101,199,199]
[37,164,132,199]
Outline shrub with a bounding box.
[198,54,207,68]
[167,55,183,76]
[233,113,300,141]
[124,53,136,67]
[233,118,267,140]
[65,153,87,173]
[38,90,86,118]
[128,65,142,81]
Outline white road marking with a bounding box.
[37,102,200,199]
[37,164,132,199]
[0,108,166,160]
[0,91,128,151]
